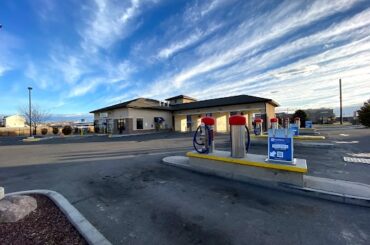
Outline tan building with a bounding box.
[3,115,27,128]
[90,95,278,134]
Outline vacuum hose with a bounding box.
[193,125,211,154]
[245,125,251,152]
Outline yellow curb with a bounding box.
[186,152,307,173]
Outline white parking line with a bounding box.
[343,157,370,164]
[339,134,349,136]
[333,141,359,144]
[347,153,370,158]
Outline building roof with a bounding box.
[3,114,25,119]
[89,98,170,113]
[165,95,197,101]
[90,94,278,113]
[171,95,279,111]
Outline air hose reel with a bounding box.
[192,117,215,154]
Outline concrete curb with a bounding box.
[51,135,94,138]
[162,156,370,207]
[5,190,111,245]
[21,135,94,142]
[22,138,41,142]
[108,132,159,138]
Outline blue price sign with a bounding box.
[268,137,293,162]
[305,121,312,128]
[289,124,299,136]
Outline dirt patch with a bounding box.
[0,194,87,245]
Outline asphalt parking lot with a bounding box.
[1,127,370,244]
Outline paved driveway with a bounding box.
[1,132,370,244]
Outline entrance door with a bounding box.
[186,115,192,132]
[117,119,126,134]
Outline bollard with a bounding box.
[284,117,290,136]
[270,118,278,136]
[294,117,301,128]
[254,118,263,135]
[229,115,246,158]
[284,117,290,129]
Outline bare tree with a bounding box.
[19,105,50,135]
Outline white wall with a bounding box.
[94,108,129,121]
[128,108,173,130]
[173,102,267,116]
[4,115,26,128]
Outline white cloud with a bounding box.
[200,0,227,16]
[81,0,156,51]
[25,62,51,89]
[68,78,101,97]
[157,23,222,59]
[0,64,9,76]
[0,31,23,76]
[140,0,360,98]
[66,59,136,98]
[157,32,203,59]
[50,53,87,85]
[3,0,369,114]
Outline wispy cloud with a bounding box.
[0,31,23,76]
[156,23,222,59]
[81,0,154,51]
[1,0,369,115]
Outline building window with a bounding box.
[230,111,238,116]
[136,118,143,130]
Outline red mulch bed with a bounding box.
[0,194,87,245]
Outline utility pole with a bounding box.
[339,79,343,125]
[28,87,33,137]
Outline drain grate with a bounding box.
[343,157,370,164]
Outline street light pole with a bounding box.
[28,87,32,137]
[339,79,343,125]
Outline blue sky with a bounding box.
[1,0,370,120]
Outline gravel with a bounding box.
[0,194,87,245]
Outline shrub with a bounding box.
[358,99,370,127]
[62,125,72,135]
[41,128,48,135]
[52,127,59,135]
